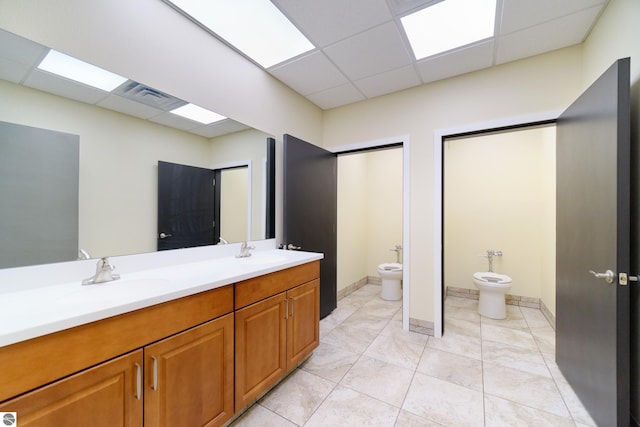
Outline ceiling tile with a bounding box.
[23,69,110,105]
[500,0,606,34]
[388,0,444,16]
[306,83,366,110]
[0,30,47,83]
[272,0,392,46]
[268,51,348,96]
[191,119,250,139]
[496,5,603,64]
[97,94,163,120]
[324,22,414,81]
[148,112,201,131]
[0,57,29,83]
[354,65,421,98]
[417,40,495,84]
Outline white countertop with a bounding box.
[0,248,322,347]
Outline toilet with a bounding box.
[377,263,402,301]
[473,272,512,319]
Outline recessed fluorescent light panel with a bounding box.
[171,103,226,124]
[401,0,496,60]
[37,49,127,91]
[167,0,314,68]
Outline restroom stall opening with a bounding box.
[335,144,403,306]
[441,122,557,333]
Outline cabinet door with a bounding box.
[235,292,287,411]
[144,313,234,427]
[287,279,320,369]
[0,351,143,427]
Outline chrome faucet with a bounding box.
[236,242,255,258]
[390,244,403,263]
[218,237,229,245]
[77,248,91,260]
[82,257,120,285]
[483,249,503,272]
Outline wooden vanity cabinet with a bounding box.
[0,260,321,425]
[234,262,320,411]
[286,279,320,367]
[0,285,234,427]
[0,350,143,427]
[144,313,234,427]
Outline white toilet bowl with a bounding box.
[473,272,512,319]
[377,263,402,301]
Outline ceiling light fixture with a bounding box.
[166,0,314,68]
[37,49,127,92]
[401,0,496,60]
[170,103,226,124]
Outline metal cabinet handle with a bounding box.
[135,363,142,400]
[589,269,615,284]
[151,356,158,390]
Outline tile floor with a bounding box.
[230,284,596,426]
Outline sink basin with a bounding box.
[58,278,171,305]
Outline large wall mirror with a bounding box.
[0,28,276,269]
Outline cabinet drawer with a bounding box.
[0,350,143,427]
[234,261,320,309]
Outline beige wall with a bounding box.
[444,126,556,313]
[337,154,368,291]
[582,0,640,90]
[324,48,583,322]
[0,80,211,258]
[220,168,249,243]
[337,148,402,292]
[326,0,639,324]
[2,0,638,327]
[0,80,269,258]
[365,149,403,276]
[210,128,272,241]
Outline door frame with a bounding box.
[329,135,411,331]
[433,110,562,338]
[211,160,255,241]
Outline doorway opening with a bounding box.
[433,112,560,337]
[443,123,557,334]
[330,135,410,330]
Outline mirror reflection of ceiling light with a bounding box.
[170,103,226,124]
[166,0,314,68]
[37,49,127,91]
[401,0,496,60]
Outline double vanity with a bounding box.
[0,243,322,426]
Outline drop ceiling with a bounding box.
[0,0,610,121]
[171,0,608,110]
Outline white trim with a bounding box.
[211,160,253,241]
[433,110,561,338]
[331,135,411,331]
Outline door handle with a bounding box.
[151,356,158,390]
[589,269,615,284]
[135,363,142,400]
[159,232,173,239]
